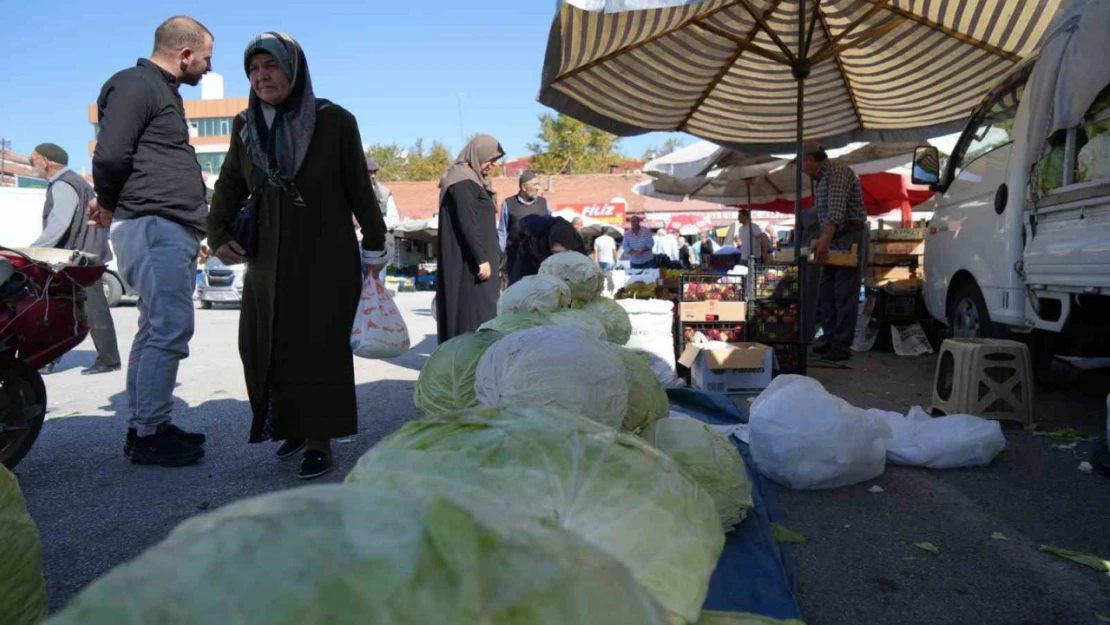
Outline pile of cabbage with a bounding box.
[47,251,769,625]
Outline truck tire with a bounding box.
[102,272,124,307]
[947,281,998,339]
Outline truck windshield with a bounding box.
[953,65,1034,173]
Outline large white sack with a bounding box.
[876,406,1006,469]
[749,375,825,417]
[750,383,892,490]
[474,327,629,429]
[618,299,677,372]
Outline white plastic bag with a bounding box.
[351,275,410,359]
[877,406,1006,469]
[750,382,892,490]
[618,298,677,371]
[749,374,825,417]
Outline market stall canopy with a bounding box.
[541,0,1062,155]
[391,219,438,244]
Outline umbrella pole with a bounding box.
[747,180,754,300]
[793,1,813,374]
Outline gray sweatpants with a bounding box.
[84,277,121,367]
[817,228,868,349]
[110,216,199,436]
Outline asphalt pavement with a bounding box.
[12,291,1110,623]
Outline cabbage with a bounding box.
[478,312,551,334]
[642,417,753,531]
[414,331,503,417]
[474,327,628,429]
[618,349,670,433]
[1035,144,1066,194]
[573,297,632,345]
[538,251,604,302]
[347,407,724,625]
[696,611,806,625]
[548,308,607,340]
[498,274,571,315]
[45,485,671,625]
[1,465,47,625]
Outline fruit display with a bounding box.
[749,301,800,342]
[680,279,745,302]
[754,267,797,299]
[683,324,746,344]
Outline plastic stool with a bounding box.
[931,338,1033,426]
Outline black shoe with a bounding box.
[40,362,56,375]
[812,339,832,355]
[276,439,306,460]
[824,347,852,362]
[298,450,332,480]
[82,363,121,375]
[129,423,205,467]
[125,425,207,456]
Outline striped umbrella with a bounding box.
[540,0,1063,259]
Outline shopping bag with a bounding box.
[351,275,410,359]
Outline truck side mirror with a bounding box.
[912,146,941,186]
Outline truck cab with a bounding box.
[913,2,1110,361]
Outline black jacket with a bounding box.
[508,215,587,286]
[92,59,208,234]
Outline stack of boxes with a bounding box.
[866,220,927,289]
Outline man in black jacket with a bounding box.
[90,16,213,467]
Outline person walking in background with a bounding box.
[90,16,212,467]
[436,135,504,343]
[207,32,388,480]
[498,171,549,284]
[695,230,718,268]
[592,228,618,294]
[366,157,400,230]
[736,209,771,265]
[571,216,584,231]
[622,215,654,269]
[677,236,695,270]
[800,140,868,362]
[30,143,121,377]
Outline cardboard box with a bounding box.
[679,342,775,394]
[679,300,748,322]
[870,227,927,242]
[865,277,924,289]
[869,253,923,266]
[872,241,925,255]
[809,243,859,267]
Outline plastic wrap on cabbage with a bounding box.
[414,331,503,417]
[548,308,607,341]
[1077,133,1110,183]
[46,485,671,625]
[573,297,633,345]
[0,465,47,625]
[1035,144,1066,194]
[497,274,571,315]
[474,327,628,429]
[538,251,604,302]
[642,417,754,531]
[618,348,670,433]
[695,611,807,625]
[478,312,551,334]
[347,407,725,625]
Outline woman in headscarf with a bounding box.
[207,32,388,480]
[435,135,504,343]
[508,214,588,285]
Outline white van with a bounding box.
[912,0,1110,365]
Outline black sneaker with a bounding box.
[825,347,852,362]
[125,425,206,456]
[298,450,332,480]
[129,423,205,467]
[40,361,57,375]
[812,339,832,355]
[276,439,306,460]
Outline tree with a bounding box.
[527,113,623,174]
[641,137,685,162]
[366,139,455,182]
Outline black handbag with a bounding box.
[230,167,268,258]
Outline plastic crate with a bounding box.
[752,264,800,299]
[748,300,802,343]
[767,341,806,375]
[881,293,921,322]
[678,274,747,302]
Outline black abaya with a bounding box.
[436,180,499,343]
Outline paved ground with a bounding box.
[12,291,1110,623]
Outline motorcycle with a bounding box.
[0,246,106,468]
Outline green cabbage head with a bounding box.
[45,486,671,625]
[618,348,670,433]
[696,611,807,625]
[498,274,571,315]
[478,312,551,334]
[548,308,607,341]
[347,407,725,625]
[539,251,604,302]
[414,331,504,417]
[1,465,47,625]
[574,297,633,345]
[642,417,754,532]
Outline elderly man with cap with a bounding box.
[799,140,869,362]
[498,170,550,280]
[29,142,121,376]
[366,157,400,230]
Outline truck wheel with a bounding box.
[102,272,124,307]
[947,281,997,339]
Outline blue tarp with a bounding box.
[667,388,805,622]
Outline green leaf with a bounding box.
[772,523,808,544]
[1040,545,1110,572]
[695,610,808,625]
[914,542,941,555]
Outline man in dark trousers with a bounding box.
[30,143,120,376]
[497,171,550,281]
[800,140,869,362]
[89,16,213,467]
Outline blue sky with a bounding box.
[0,1,678,171]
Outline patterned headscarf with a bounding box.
[239,32,331,205]
[437,134,504,204]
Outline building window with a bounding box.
[92,123,100,139]
[196,152,228,174]
[189,117,234,137]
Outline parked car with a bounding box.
[195,256,245,309]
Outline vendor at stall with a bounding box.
[622,216,655,269]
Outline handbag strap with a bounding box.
[248,166,268,198]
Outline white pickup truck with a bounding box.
[912,0,1110,365]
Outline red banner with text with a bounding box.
[556,199,628,227]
